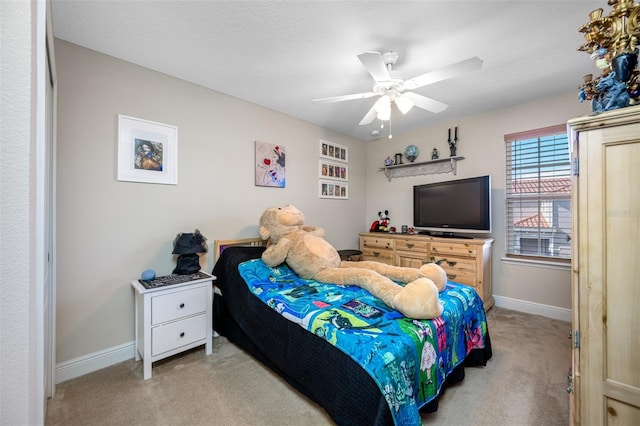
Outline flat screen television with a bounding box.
[413,175,491,236]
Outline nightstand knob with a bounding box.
[180,332,185,338]
[179,303,185,308]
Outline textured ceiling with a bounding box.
[51,0,602,141]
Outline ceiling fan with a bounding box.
[313,51,483,126]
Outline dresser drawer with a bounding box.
[395,238,429,252]
[442,268,476,287]
[431,242,477,258]
[361,247,395,264]
[431,255,476,272]
[361,236,395,250]
[396,250,430,268]
[152,314,207,356]
[151,286,207,325]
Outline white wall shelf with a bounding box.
[379,156,464,181]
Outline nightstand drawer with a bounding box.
[152,313,207,356]
[151,286,207,325]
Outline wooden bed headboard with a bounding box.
[213,238,266,263]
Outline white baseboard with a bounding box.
[55,341,135,384]
[493,295,571,322]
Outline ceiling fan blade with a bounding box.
[402,56,483,90]
[359,104,379,125]
[357,51,392,82]
[404,92,448,113]
[313,92,376,103]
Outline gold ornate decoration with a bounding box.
[578,1,640,112]
[579,2,640,58]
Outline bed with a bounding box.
[212,238,492,425]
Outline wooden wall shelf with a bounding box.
[379,156,464,181]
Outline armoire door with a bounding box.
[570,106,640,425]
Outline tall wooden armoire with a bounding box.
[567,105,640,425]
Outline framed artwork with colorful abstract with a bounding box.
[117,115,178,185]
[255,141,286,188]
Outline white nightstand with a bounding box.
[130,272,215,379]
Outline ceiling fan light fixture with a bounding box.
[374,95,391,120]
[374,95,391,111]
[395,93,414,114]
[376,108,391,121]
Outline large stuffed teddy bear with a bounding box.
[259,204,447,319]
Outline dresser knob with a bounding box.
[180,332,185,338]
[179,303,185,308]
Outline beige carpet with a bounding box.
[45,307,571,425]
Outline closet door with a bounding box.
[571,107,640,424]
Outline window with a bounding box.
[505,125,571,262]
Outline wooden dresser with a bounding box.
[359,232,494,310]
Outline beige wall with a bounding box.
[364,93,592,310]
[55,40,366,364]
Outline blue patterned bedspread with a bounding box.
[238,259,489,425]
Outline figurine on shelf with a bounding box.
[578,73,596,104]
[384,156,394,166]
[591,71,630,113]
[448,126,458,157]
[404,145,419,162]
[431,148,439,160]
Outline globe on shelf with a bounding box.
[404,145,419,162]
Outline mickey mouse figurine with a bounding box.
[370,210,391,232]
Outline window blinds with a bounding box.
[505,125,572,260]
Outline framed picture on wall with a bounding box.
[319,160,348,182]
[117,115,178,185]
[319,179,348,200]
[255,141,286,188]
[319,139,348,163]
